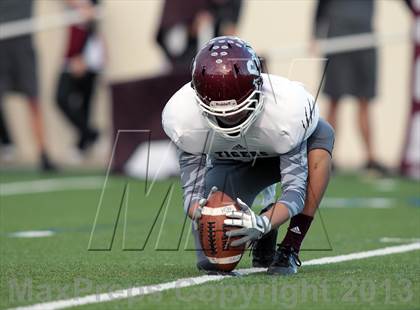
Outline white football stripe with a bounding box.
[201,205,237,216]
[206,254,242,264]
[8,242,420,310]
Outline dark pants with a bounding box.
[56,71,97,147]
[0,96,11,145]
[0,35,38,145]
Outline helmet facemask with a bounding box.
[195,85,264,138]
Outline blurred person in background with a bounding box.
[0,102,12,161]
[209,0,242,36]
[56,0,104,155]
[0,0,55,170]
[312,0,389,175]
[156,0,242,73]
[400,0,420,179]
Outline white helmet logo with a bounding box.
[247,60,258,75]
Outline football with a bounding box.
[198,191,246,272]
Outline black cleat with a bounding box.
[40,152,57,172]
[252,228,278,268]
[364,160,391,177]
[267,245,301,275]
[78,129,99,152]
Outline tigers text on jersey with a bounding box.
[162,74,319,160]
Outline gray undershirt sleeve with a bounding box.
[277,142,308,217]
[177,148,207,214]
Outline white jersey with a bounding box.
[162,74,319,160]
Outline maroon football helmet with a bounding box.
[191,36,264,137]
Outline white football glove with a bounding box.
[224,198,272,247]
[191,186,218,230]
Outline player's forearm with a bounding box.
[261,202,291,230]
[177,149,207,215]
[278,143,308,213]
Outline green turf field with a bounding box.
[0,171,419,309]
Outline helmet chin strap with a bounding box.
[215,110,251,127]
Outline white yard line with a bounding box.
[10,242,420,310]
[0,177,104,196]
[8,230,56,238]
[322,197,394,208]
[302,242,420,265]
[380,237,420,243]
